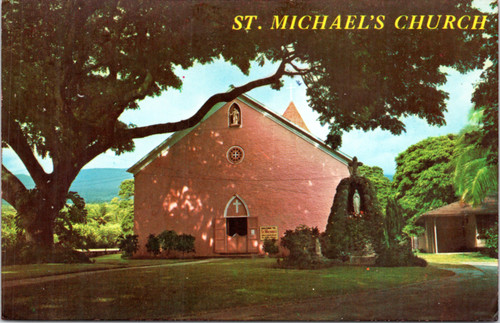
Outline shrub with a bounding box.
[145,234,161,256]
[144,231,196,257]
[2,240,90,265]
[117,234,139,258]
[1,206,20,251]
[157,230,178,255]
[176,234,195,255]
[374,198,427,267]
[74,222,122,248]
[263,239,279,255]
[53,192,88,249]
[279,225,324,269]
[375,238,427,267]
[483,222,498,258]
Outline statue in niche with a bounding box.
[229,106,241,126]
[353,189,361,215]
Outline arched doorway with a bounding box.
[225,195,249,253]
[214,195,259,254]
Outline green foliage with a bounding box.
[117,234,139,258]
[359,165,393,213]
[74,222,122,249]
[2,240,90,265]
[146,230,195,257]
[54,192,87,249]
[483,222,498,258]
[117,179,135,235]
[323,176,385,260]
[376,198,426,267]
[393,135,458,228]
[452,117,498,206]
[145,234,161,256]
[176,234,196,255]
[471,10,498,166]
[118,179,134,200]
[383,197,405,245]
[376,240,427,267]
[263,239,279,255]
[157,230,178,255]
[280,225,323,269]
[1,205,20,250]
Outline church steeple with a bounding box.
[282,101,310,132]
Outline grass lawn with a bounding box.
[417,252,498,264]
[2,258,453,320]
[2,254,194,281]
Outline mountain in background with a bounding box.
[13,168,133,204]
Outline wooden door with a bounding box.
[247,217,259,253]
[227,234,248,253]
[214,218,226,253]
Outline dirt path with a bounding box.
[173,263,498,321]
[2,258,222,288]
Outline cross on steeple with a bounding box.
[348,156,363,177]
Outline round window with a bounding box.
[227,146,244,164]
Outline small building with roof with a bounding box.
[415,196,498,253]
[128,94,351,256]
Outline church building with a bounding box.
[128,94,351,256]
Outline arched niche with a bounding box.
[228,103,242,127]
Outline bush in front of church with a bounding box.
[157,230,178,255]
[263,239,279,256]
[278,225,328,269]
[145,230,195,258]
[176,233,195,255]
[117,234,139,258]
[146,234,161,256]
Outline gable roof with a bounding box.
[416,196,498,223]
[127,93,351,175]
[282,101,310,132]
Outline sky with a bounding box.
[1,0,492,177]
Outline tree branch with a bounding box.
[1,117,50,187]
[121,58,290,140]
[1,165,28,208]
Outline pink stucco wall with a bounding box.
[133,99,349,256]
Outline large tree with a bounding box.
[2,0,490,250]
[392,135,458,223]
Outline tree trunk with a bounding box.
[14,177,71,252]
[18,194,61,251]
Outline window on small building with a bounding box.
[227,217,248,236]
[228,104,242,127]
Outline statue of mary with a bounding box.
[353,189,361,215]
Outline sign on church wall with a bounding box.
[260,226,279,240]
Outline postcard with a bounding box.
[2,0,498,320]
